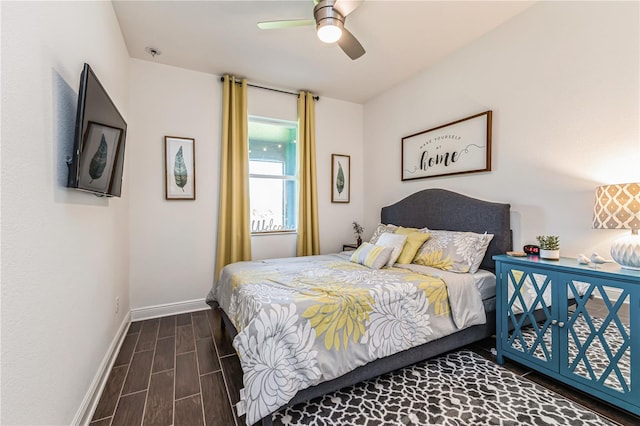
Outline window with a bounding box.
[248,116,298,233]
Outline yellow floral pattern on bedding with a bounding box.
[416,276,451,316]
[414,249,454,271]
[210,254,486,425]
[301,284,372,350]
[412,230,494,273]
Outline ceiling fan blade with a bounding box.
[333,0,363,17]
[337,28,365,60]
[257,19,315,30]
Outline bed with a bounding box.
[206,188,512,425]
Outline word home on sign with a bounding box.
[401,111,492,181]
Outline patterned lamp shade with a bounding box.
[593,183,640,230]
[593,183,640,270]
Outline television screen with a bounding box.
[67,63,127,197]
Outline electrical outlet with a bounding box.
[115,297,120,314]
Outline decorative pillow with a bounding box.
[368,223,398,245]
[469,232,494,272]
[413,230,494,273]
[375,233,408,267]
[394,227,431,264]
[350,242,394,270]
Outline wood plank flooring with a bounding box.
[90,309,238,426]
[91,308,640,426]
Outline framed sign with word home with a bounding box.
[401,111,492,181]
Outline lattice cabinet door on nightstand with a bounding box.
[494,255,640,417]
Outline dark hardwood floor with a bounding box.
[90,308,640,426]
[90,309,240,426]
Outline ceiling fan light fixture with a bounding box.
[314,1,345,44]
[258,0,365,59]
[317,21,343,43]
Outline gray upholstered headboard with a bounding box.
[380,189,512,272]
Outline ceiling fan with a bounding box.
[258,0,366,60]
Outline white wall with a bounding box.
[1,2,130,424]
[316,97,364,254]
[128,61,363,309]
[363,1,639,259]
[128,60,220,311]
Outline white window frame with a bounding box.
[248,116,298,235]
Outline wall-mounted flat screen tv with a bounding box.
[67,63,127,197]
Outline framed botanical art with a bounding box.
[401,111,492,181]
[165,136,196,200]
[331,154,350,203]
[78,121,123,194]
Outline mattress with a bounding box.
[473,269,497,301]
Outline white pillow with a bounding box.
[375,233,408,267]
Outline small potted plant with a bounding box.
[353,221,364,247]
[536,235,560,260]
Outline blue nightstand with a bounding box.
[494,255,640,416]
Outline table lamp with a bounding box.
[593,182,640,270]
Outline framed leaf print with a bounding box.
[78,122,122,194]
[331,154,350,203]
[165,136,195,200]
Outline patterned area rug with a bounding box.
[272,350,612,425]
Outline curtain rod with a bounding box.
[220,76,319,101]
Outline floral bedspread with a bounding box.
[206,254,487,425]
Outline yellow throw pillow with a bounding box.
[394,227,430,264]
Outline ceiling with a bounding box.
[113,1,535,104]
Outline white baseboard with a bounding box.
[130,298,209,321]
[73,312,131,426]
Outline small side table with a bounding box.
[342,243,358,251]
